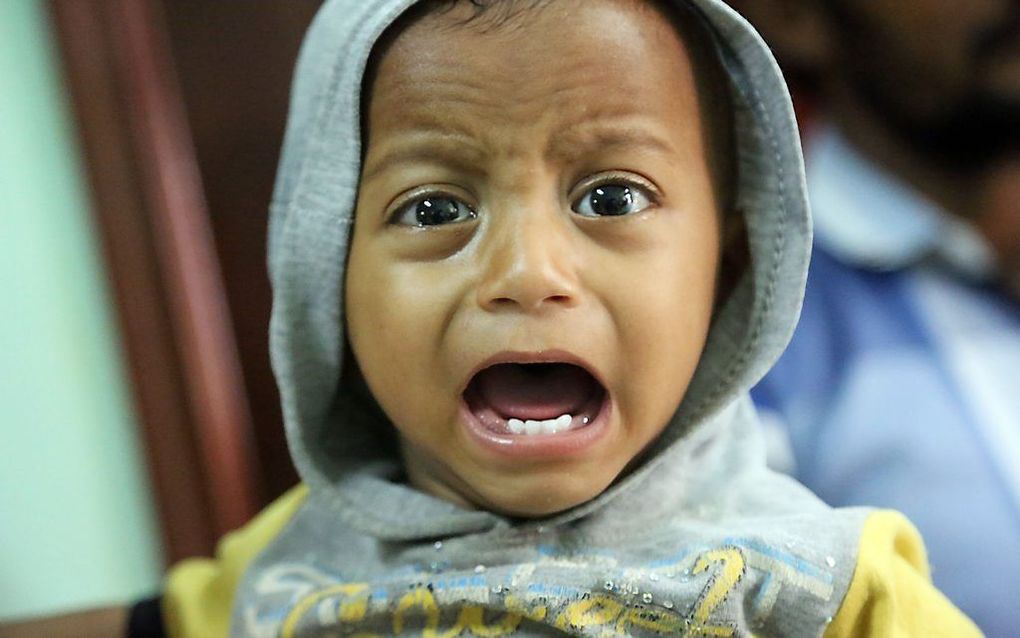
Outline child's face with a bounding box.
[346,0,722,516]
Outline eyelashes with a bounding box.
[571,182,655,218]
[390,195,478,227]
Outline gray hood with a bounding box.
[240,1,867,635]
[269,0,809,532]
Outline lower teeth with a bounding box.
[507,413,575,435]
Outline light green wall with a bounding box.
[0,0,164,620]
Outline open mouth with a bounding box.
[463,362,607,437]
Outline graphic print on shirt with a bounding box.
[240,538,835,636]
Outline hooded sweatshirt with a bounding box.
[162,1,982,636]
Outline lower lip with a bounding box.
[459,394,611,459]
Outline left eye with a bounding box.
[572,183,653,217]
[392,195,477,227]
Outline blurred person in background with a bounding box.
[728,0,1020,634]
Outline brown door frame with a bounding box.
[48,0,262,563]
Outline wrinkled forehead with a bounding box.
[358,0,733,205]
[365,0,686,97]
[364,0,717,90]
[373,5,691,115]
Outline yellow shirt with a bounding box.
[824,510,982,638]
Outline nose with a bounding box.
[476,203,581,314]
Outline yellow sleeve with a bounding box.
[162,484,310,638]
[826,510,983,638]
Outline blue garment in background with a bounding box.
[753,127,1020,637]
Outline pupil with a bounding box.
[591,186,632,216]
[416,198,462,225]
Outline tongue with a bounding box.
[474,363,596,420]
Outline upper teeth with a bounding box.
[507,414,573,435]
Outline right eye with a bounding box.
[572,183,653,218]
[391,195,477,227]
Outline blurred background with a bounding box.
[1,0,318,620]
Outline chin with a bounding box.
[467,471,614,519]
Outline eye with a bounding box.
[572,182,654,217]
[391,194,477,227]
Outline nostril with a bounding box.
[485,293,574,311]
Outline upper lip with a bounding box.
[460,349,608,394]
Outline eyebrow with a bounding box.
[545,124,678,164]
[361,121,678,182]
[360,129,488,184]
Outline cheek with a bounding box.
[596,217,720,428]
[346,245,404,379]
[601,213,721,336]
[345,238,472,429]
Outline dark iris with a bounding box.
[589,185,634,216]
[415,197,467,226]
